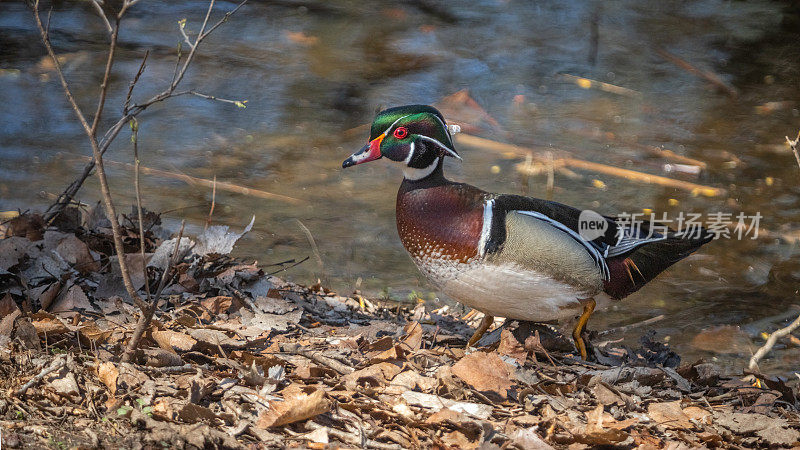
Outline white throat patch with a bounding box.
[403,157,440,181]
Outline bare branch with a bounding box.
[124,50,149,115]
[178,19,195,49]
[749,312,800,371]
[89,17,120,137]
[748,131,800,372]
[122,221,185,363]
[14,354,67,396]
[90,0,113,34]
[180,90,247,108]
[32,0,92,136]
[787,131,800,171]
[131,118,152,304]
[44,0,248,222]
[32,1,143,308]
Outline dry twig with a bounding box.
[14,354,67,396]
[122,221,186,363]
[748,131,800,371]
[279,343,354,375]
[749,313,800,371]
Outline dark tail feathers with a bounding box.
[603,229,713,300]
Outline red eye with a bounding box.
[393,127,408,139]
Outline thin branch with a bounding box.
[749,312,800,371]
[14,354,67,396]
[89,16,120,138]
[181,90,247,107]
[178,19,195,49]
[748,131,800,371]
[132,118,152,304]
[71,154,302,203]
[32,0,91,136]
[89,0,113,34]
[33,1,143,310]
[124,50,149,114]
[122,221,185,363]
[43,0,248,222]
[171,42,183,86]
[787,131,800,171]
[205,175,216,230]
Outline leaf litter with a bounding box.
[0,207,799,449]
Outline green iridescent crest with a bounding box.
[369,105,456,154]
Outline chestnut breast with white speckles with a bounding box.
[396,180,487,284]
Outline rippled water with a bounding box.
[1,0,799,374]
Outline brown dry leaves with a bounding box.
[2,209,800,448]
[257,384,330,428]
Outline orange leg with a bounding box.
[572,298,596,360]
[467,314,494,348]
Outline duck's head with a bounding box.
[342,105,461,180]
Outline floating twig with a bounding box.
[655,47,738,98]
[559,73,642,98]
[455,133,725,197]
[73,155,301,204]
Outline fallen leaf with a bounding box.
[46,364,80,401]
[178,403,223,425]
[425,407,470,424]
[571,404,629,445]
[151,398,176,422]
[400,321,423,351]
[401,391,492,419]
[51,285,96,313]
[152,330,197,353]
[510,426,555,449]
[682,406,711,425]
[0,293,20,318]
[97,362,119,396]
[590,379,625,406]
[385,369,421,395]
[257,384,330,428]
[369,344,406,364]
[189,328,246,350]
[49,232,99,274]
[193,216,254,256]
[0,236,32,271]
[690,325,752,355]
[452,351,513,399]
[304,427,328,444]
[342,362,402,390]
[200,296,233,316]
[78,322,112,345]
[648,401,693,430]
[497,329,527,364]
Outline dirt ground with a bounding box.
[1,208,799,449]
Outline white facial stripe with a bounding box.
[404,141,415,164]
[418,135,462,160]
[477,199,495,257]
[403,157,439,181]
[430,114,454,147]
[382,114,412,136]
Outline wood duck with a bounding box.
[342,105,713,358]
